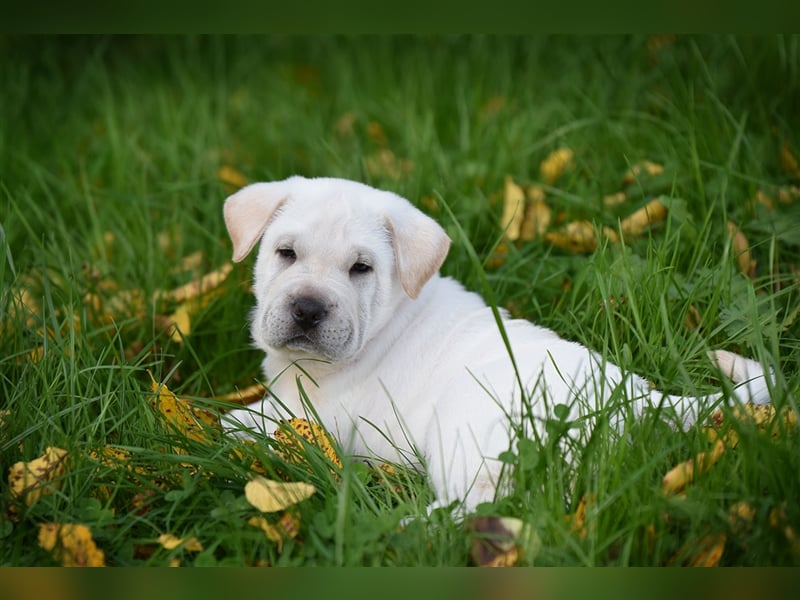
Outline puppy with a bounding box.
[223,176,770,511]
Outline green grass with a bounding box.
[1,35,799,566]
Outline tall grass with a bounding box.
[1,35,799,565]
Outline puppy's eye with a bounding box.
[350,262,372,275]
[277,248,296,260]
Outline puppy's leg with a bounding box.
[708,350,772,405]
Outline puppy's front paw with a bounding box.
[708,350,772,405]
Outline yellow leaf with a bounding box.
[38,523,105,567]
[274,418,342,468]
[166,302,192,344]
[244,476,315,513]
[540,147,575,184]
[158,533,204,552]
[148,372,220,448]
[603,191,627,207]
[468,516,526,567]
[694,536,726,567]
[8,447,69,506]
[213,383,267,407]
[565,494,595,540]
[248,513,300,553]
[218,165,248,189]
[781,141,800,179]
[622,160,664,185]
[520,199,552,241]
[545,220,600,253]
[619,199,667,237]
[661,439,726,495]
[500,176,526,240]
[727,221,755,277]
[154,262,233,305]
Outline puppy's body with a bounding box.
[224,176,770,510]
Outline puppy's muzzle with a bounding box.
[291,296,328,331]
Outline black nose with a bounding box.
[291,297,328,331]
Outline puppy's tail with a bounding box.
[708,349,773,406]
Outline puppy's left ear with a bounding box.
[386,204,451,299]
[224,180,296,262]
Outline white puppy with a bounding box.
[223,176,770,511]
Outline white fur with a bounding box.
[224,176,771,511]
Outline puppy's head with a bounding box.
[223,176,451,362]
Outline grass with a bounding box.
[1,35,799,566]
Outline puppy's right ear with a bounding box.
[223,181,293,262]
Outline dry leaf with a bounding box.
[154,262,233,305]
[468,516,526,567]
[545,220,602,253]
[274,418,342,468]
[8,447,69,506]
[781,141,800,179]
[335,112,356,136]
[500,176,526,240]
[248,512,301,553]
[245,476,315,513]
[540,148,575,184]
[213,383,267,407]
[148,372,219,448]
[565,494,595,540]
[727,221,755,277]
[752,189,775,211]
[365,149,413,180]
[683,304,702,331]
[158,533,204,552]
[218,165,248,189]
[520,199,552,241]
[38,523,105,567]
[622,161,664,185]
[728,501,757,534]
[367,121,388,146]
[669,534,726,567]
[603,191,627,207]
[619,199,667,236]
[661,439,726,495]
[777,185,800,204]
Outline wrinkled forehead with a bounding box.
[265,193,393,255]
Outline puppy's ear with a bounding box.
[386,204,451,299]
[223,181,294,262]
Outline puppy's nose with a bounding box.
[291,297,327,331]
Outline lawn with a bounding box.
[1,35,799,566]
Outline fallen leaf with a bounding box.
[148,372,220,448]
[603,191,627,207]
[8,447,69,507]
[218,165,248,189]
[777,185,800,204]
[565,494,595,540]
[727,221,755,277]
[248,512,301,553]
[213,383,267,407]
[622,161,664,185]
[661,439,726,495]
[364,149,413,180]
[158,533,204,552]
[781,141,800,179]
[500,176,526,241]
[154,262,233,305]
[619,199,667,237]
[367,121,388,146]
[334,112,356,136]
[752,189,775,211]
[669,533,726,567]
[468,516,526,567]
[540,148,575,184]
[38,523,105,567]
[728,501,757,534]
[545,220,612,253]
[244,476,316,513]
[520,199,552,241]
[274,418,342,468]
